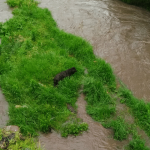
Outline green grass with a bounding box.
[0,1,87,136]
[120,0,150,11]
[0,0,150,149]
[0,0,115,137]
[61,121,88,137]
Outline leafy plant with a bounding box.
[61,122,88,137]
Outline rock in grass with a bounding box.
[15,105,28,108]
[3,125,20,133]
[54,67,77,86]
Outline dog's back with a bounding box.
[54,67,77,86]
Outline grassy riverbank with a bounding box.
[120,0,150,11]
[0,0,150,149]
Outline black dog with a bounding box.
[54,67,77,86]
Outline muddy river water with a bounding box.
[1,0,150,149]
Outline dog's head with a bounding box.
[71,67,77,73]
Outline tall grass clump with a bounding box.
[120,0,150,11]
[83,77,115,121]
[103,117,129,141]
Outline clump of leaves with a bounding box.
[8,135,42,150]
[0,130,42,150]
[61,122,88,137]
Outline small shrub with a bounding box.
[61,122,88,137]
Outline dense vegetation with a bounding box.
[120,0,150,11]
[0,0,150,149]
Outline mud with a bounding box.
[39,93,130,150]
[38,0,150,102]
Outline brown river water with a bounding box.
[1,0,150,149]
